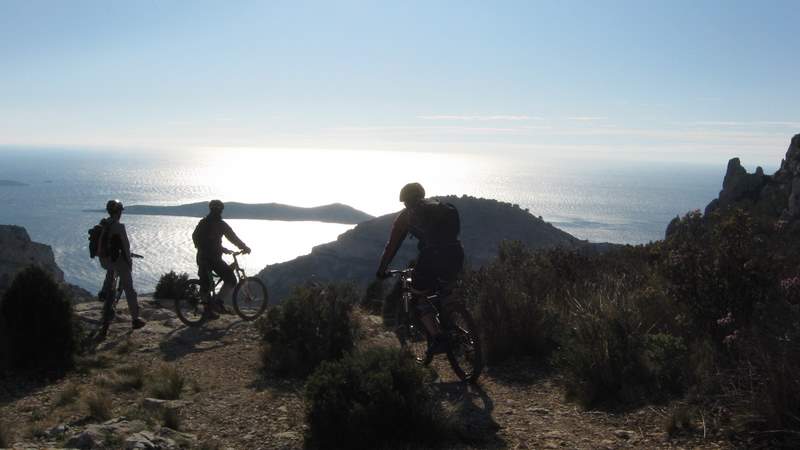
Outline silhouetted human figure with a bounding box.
[98,200,146,330]
[192,200,251,318]
[376,182,464,357]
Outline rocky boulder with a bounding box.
[0,224,64,291]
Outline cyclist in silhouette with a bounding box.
[98,200,146,330]
[376,183,464,357]
[192,200,251,319]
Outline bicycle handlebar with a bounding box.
[131,253,144,259]
[386,268,414,276]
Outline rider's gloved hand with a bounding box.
[242,246,251,255]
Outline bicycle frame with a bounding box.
[203,251,248,297]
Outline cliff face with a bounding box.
[666,134,800,238]
[0,225,64,291]
[258,195,586,301]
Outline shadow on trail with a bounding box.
[485,357,553,387]
[159,319,247,361]
[433,381,506,448]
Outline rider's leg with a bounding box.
[211,258,237,306]
[115,259,145,328]
[99,258,115,301]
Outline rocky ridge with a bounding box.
[667,133,800,237]
[258,195,599,301]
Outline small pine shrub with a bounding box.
[0,266,79,372]
[305,347,450,449]
[84,390,113,421]
[146,364,185,400]
[257,283,359,377]
[154,271,190,300]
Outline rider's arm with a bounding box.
[377,210,410,273]
[222,221,250,252]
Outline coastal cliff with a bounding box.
[0,225,64,291]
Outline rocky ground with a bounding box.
[1,298,732,449]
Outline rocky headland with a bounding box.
[257,195,608,301]
[86,202,374,224]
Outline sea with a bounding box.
[0,146,752,294]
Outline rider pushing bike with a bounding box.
[192,200,251,319]
[98,200,146,330]
[376,182,464,358]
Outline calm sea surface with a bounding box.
[0,147,736,292]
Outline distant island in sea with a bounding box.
[83,201,374,224]
[0,179,27,186]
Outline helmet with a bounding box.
[208,199,224,212]
[106,199,124,214]
[399,182,425,203]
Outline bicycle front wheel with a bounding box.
[175,279,207,327]
[445,305,483,383]
[395,307,430,365]
[232,277,268,321]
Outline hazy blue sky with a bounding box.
[1,0,798,164]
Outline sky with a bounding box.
[1,0,798,165]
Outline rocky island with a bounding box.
[0,180,27,187]
[84,202,374,224]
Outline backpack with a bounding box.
[412,200,460,244]
[88,219,110,259]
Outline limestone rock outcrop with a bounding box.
[668,134,800,238]
[0,224,64,290]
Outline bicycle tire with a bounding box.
[444,305,483,383]
[175,279,208,327]
[232,277,269,321]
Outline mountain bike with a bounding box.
[91,253,144,341]
[387,268,483,383]
[175,250,268,327]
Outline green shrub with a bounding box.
[154,271,190,300]
[257,283,359,377]
[360,279,385,315]
[555,278,687,407]
[146,364,185,400]
[305,347,450,449]
[0,266,80,372]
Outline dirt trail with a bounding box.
[0,299,729,449]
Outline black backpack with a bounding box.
[88,219,110,259]
[413,200,460,244]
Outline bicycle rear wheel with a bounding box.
[175,279,207,327]
[444,305,483,383]
[232,277,269,321]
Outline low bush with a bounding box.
[0,421,9,448]
[0,266,80,372]
[84,390,113,421]
[146,364,185,400]
[55,382,82,406]
[305,347,451,449]
[154,271,190,301]
[257,283,359,377]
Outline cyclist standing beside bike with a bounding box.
[192,200,251,318]
[376,182,464,357]
[98,200,146,330]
